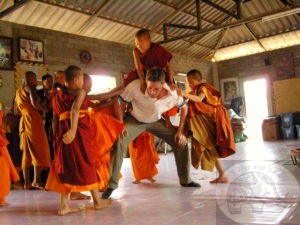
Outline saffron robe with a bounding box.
[0,111,20,200]
[187,83,236,171]
[128,132,159,181]
[46,87,97,194]
[15,87,51,169]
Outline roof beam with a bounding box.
[243,23,267,51]
[0,0,30,19]
[77,0,109,35]
[202,0,240,19]
[158,5,300,44]
[153,0,217,26]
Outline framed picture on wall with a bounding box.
[0,36,13,70]
[19,38,44,63]
[220,77,239,105]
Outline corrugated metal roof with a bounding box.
[0,0,299,62]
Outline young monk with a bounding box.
[0,110,20,206]
[177,69,236,183]
[45,66,111,215]
[15,71,51,189]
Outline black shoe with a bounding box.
[101,188,114,199]
[180,181,201,187]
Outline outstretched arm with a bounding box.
[87,85,124,102]
[63,89,86,144]
[177,88,205,103]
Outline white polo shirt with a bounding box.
[120,79,185,123]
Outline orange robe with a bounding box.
[15,87,51,169]
[46,87,97,194]
[0,111,20,201]
[128,132,159,181]
[89,108,124,190]
[187,83,236,171]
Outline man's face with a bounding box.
[146,81,163,98]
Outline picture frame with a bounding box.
[0,36,13,70]
[220,77,239,105]
[19,38,44,63]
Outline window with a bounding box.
[89,75,116,95]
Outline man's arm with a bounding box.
[133,49,146,92]
[174,105,188,145]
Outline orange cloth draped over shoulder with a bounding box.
[46,87,98,194]
[89,107,124,190]
[187,83,235,171]
[0,111,20,200]
[15,87,51,169]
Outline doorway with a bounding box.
[243,77,269,139]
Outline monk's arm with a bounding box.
[87,85,124,101]
[113,97,124,122]
[133,49,145,81]
[181,91,205,103]
[166,63,174,85]
[26,86,48,112]
[63,89,86,144]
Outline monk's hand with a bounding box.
[63,129,76,144]
[120,126,128,139]
[176,87,183,96]
[174,131,187,145]
[140,80,146,93]
[169,81,176,91]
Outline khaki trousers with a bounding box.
[107,115,192,189]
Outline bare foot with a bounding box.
[31,182,45,190]
[58,207,81,216]
[70,192,91,200]
[94,198,112,210]
[132,180,141,184]
[0,200,8,207]
[210,175,229,184]
[147,178,156,183]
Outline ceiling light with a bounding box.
[262,8,300,22]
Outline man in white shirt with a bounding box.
[102,69,200,199]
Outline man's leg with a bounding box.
[102,116,145,198]
[146,119,196,186]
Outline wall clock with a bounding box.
[80,50,92,64]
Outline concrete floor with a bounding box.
[1,138,300,225]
